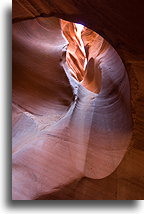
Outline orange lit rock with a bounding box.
[61,20,86,81]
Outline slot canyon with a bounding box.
[12,0,144,200]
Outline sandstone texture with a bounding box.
[12,0,144,200]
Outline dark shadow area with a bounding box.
[7,198,137,208]
[5,6,12,204]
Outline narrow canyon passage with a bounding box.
[12,17,132,200]
[60,20,133,178]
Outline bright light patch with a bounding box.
[75,23,87,69]
[75,23,84,42]
[75,23,84,36]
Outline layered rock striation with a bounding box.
[12,0,144,199]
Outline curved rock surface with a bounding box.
[12,16,132,199]
[12,0,144,200]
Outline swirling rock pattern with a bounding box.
[12,0,144,199]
